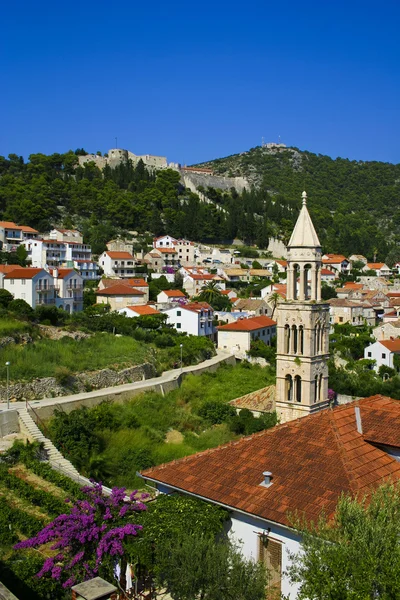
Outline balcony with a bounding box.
[36,298,55,305]
[66,283,84,291]
[73,297,83,304]
[36,284,55,292]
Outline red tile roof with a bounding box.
[159,248,177,254]
[184,301,213,313]
[95,284,144,296]
[126,305,161,315]
[4,268,45,279]
[218,316,276,331]
[141,396,400,527]
[0,221,38,233]
[161,290,186,298]
[321,268,336,276]
[106,251,134,260]
[343,282,364,289]
[379,339,400,352]
[366,263,387,270]
[0,265,21,274]
[188,274,216,281]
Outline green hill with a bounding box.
[193,145,400,261]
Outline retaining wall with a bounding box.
[0,410,19,437]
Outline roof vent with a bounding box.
[260,471,273,488]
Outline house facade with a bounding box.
[3,268,56,309]
[98,251,136,278]
[364,339,400,371]
[95,283,145,310]
[217,316,276,355]
[163,302,216,339]
[53,269,84,313]
[0,221,39,251]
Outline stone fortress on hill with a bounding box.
[77,147,249,194]
[275,191,330,423]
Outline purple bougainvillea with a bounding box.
[328,388,336,402]
[14,482,148,588]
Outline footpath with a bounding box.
[2,350,235,421]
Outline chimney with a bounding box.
[354,406,363,434]
[261,471,273,487]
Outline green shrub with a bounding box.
[197,400,236,425]
[54,366,73,386]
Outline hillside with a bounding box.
[1,146,400,260]
[193,145,400,261]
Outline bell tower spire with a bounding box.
[275,191,330,423]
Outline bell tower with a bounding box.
[275,191,330,423]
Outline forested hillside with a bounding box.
[195,146,400,261]
[1,146,399,260]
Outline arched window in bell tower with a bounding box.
[292,325,298,354]
[304,264,312,300]
[314,376,318,403]
[298,325,304,355]
[295,375,302,402]
[284,324,290,354]
[318,374,323,401]
[285,375,293,402]
[292,264,300,300]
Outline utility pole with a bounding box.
[5,362,10,410]
[180,344,183,373]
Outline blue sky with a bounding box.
[1,1,399,165]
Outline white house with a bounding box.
[140,396,400,599]
[320,268,337,283]
[163,302,216,339]
[153,235,195,265]
[362,262,392,277]
[364,339,400,371]
[157,289,187,305]
[0,221,39,251]
[116,305,161,318]
[24,238,98,281]
[182,273,225,298]
[3,267,56,309]
[52,268,84,313]
[217,315,277,355]
[322,254,351,274]
[98,251,136,278]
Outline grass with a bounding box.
[0,333,154,382]
[0,317,32,337]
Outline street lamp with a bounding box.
[5,362,10,410]
[180,344,183,373]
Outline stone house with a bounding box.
[217,316,276,355]
[98,278,149,303]
[95,283,145,310]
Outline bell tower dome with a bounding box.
[275,191,330,423]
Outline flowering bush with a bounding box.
[328,388,336,402]
[14,482,147,588]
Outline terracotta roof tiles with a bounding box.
[218,316,276,332]
[141,396,400,527]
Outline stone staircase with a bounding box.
[17,408,81,480]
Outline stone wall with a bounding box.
[1,363,155,402]
[267,237,287,259]
[0,410,19,437]
[182,172,248,194]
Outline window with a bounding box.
[258,535,282,596]
[177,310,181,316]
[262,330,265,335]
[382,353,386,359]
[367,352,372,357]
[10,279,14,285]
[21,279,26,285]
[339,317,344,323]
